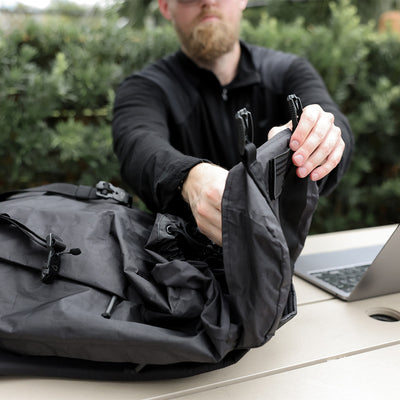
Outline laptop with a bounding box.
[294,225,400,301]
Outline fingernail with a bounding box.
[298,167,308,178]
[290,140,300,151]
[293,154,304,165]
[311,172,319,181]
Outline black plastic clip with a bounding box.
[235,108,255,160]
[235,108,269,200]
[96,181,132,207]
[287,94,303,131]
[41,233,66,284]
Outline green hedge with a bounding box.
[242,0,400,232]
[1,0,399,232]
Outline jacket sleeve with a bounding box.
[282,57,354,196]
[112,74,203,214]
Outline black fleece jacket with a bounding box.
[112,42,353,215]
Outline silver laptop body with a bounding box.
[294,225,400,301]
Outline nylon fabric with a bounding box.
[0,128,318,380]
[222,128,319,347]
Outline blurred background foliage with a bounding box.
[0,0,399,233]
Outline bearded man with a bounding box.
[112,0,353,246]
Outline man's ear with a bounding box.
[158,0,172,21]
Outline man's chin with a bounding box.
[193,27,236,60]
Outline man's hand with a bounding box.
[183,105,344,245]
[181,163,228,246]
[268,104,345,181]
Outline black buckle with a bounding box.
[287,94,303,131]
[235,108,268,200]
[235,108,255,159]
[95,181,132,207]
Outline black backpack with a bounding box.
[0,128,319,381]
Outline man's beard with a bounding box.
[175,12,239,64]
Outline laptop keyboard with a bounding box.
[311,264,369,293]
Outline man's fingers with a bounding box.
[192,185,223,244]
[294,124,343,179]
[291,107,334,160]
[288,104,344,180]
[309,138,345,181]
[290,104,322,151]
[181,163,228,246]
[195,212,222,246]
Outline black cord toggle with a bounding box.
[41,233,81,284]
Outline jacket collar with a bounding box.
[175,41,261,90]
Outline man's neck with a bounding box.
[190,41,241,86]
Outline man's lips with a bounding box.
[196,10,222,24]
[200,14,219,22]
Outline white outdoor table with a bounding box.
[0,225,399,400]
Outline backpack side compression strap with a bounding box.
[0,183,96,201]
[0,182,131,206]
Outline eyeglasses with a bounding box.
[175,0,225,6]
[176,0,209,4]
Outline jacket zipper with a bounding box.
[222,88,228,101]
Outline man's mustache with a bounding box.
[194,8,224,24]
